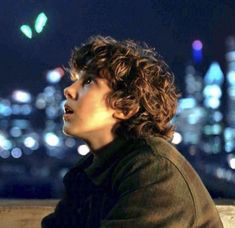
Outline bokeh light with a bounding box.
[192,40,203,51]
[77,144,90,156]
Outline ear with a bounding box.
[113,106,139,120]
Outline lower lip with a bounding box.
[63,113,73,121]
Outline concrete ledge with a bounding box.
[0,200,57,228]
[0,200,234,228]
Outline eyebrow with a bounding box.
[70,70,96,81]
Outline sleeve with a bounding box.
[100,152,196,228]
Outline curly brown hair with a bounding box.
[68,35,180,141]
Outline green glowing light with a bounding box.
[20,25,32,39]
[34,12,48,33]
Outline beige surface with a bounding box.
[0,200,234,228]
[217,205,235,228]
[0,200,57,228]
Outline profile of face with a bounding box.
[63,70,119,149]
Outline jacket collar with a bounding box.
[75,136,138,187]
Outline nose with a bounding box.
[64,84,78,100]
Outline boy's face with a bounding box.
[63,70,118,147]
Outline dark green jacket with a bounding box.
[41,136,223,227]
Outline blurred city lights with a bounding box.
[65,138,76,148]
[204,97,220,109]
[178,98,196,111]
[192,40,203,51]
[24,135,39,150]
[21,104,32,115]
[228,87,235,97]
[192,39,203,63]
[46,106,58,118]
[212,111,223,122]
[0,133,13,150]
[35,94,47,109]
[204,62,224,85]
[203,85,222,98]
[34,12,48,33]
[0,99,12,116]
[11,147,22,158]
[227,71,235,85]
[44,132,61,147]
[12,90,32,103]
[1,34,235,199]
[10,127,22,138]
[46,67,64,83]
[230,159,235,169]
[171,132,182,144]
[204,124,222,135]
[225,51,235,62]
[11,104,21,115]
[0,149,10,159]
[20,25,32,39]
[12,119,29,129]
[44,86,56,97]
[77,144,90,155]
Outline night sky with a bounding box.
[1,0,235,96]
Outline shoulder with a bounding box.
[112,137,195,197]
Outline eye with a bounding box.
[82,77,94,86]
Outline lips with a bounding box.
[64,104,74,114]
[63,104,74,121]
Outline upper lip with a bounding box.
[64,103,74,114]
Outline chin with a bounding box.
[63,126,82,139]
[62,126,73,137]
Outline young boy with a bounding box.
[41,36,223,227]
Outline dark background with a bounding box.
[1,0,235,199]
[1,0,235,94]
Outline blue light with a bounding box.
[204,97,220,109]
[20,25,32,39]
[204,62,224,85]
[203,85,222,98]
[46,68,63,83]
[192,50,202,63]
[65,138,76,148]
[224,128,234,140]
[0,133,13,150]
[44,132,61,147]
[11,104,21,115]
[226,51,235,62]
[192,40,203,63]
[34,12,48,33]
[225,142,233,153]
[178,98,196,111]
[228,86,235,97]
[21,104,32,115]
[213,111,223,122]
[35,95,47,109]
[24,135,39,150]
[227,71,235,85]
[12,90,32,103]
[0,149,10,159]
[44,86,55,97]
[10,127,22,137]
[11,147,23,158]
[0,99,12,116]
[46,106,58,118]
